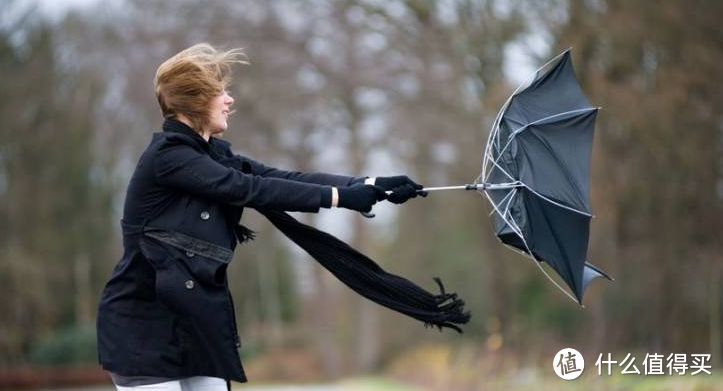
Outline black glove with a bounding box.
[386,183,420,204]
[376,175,428,204]
[338,184,387,212]
[375,175,422,191]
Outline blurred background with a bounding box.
[1,0,722,390]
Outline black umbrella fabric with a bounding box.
[479,49,612,304]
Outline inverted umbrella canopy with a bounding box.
[365,48,611,305]
[479,49,612,304]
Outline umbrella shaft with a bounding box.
[415,183,520,193]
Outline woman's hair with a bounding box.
[154,43,248,131]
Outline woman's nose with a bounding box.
[225,93,234,105]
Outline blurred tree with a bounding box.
[0,12,114,364]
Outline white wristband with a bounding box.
[331,187,339,207]
[364,177,376,185]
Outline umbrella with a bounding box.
[376,49,612,305]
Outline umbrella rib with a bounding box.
[483,138,515,184]
[482,190,524,239]
[483,86,519,179]
[485,155,517,183]
[487,187,516,217]
[482,129,519,185]
[520,183,592,217]
[533,48,572,80]
[482,120,502,180]
[497,189,518,232]
[501,187,518,219]
[507,108,599,140]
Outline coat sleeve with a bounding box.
[242,155,365,187]
[153,143,331,212]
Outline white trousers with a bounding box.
[114,376,227,391]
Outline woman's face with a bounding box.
[206,90,234,134]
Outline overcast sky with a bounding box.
[24,0,99,19]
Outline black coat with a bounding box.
[96,119,360,383]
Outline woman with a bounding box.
[95,43,426,391]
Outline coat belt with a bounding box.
[143,228,234,264]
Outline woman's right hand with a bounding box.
[337,184,387,212]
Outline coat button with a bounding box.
[185,251,195,257]
[185,280,195,289]
[200,211,210,220]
